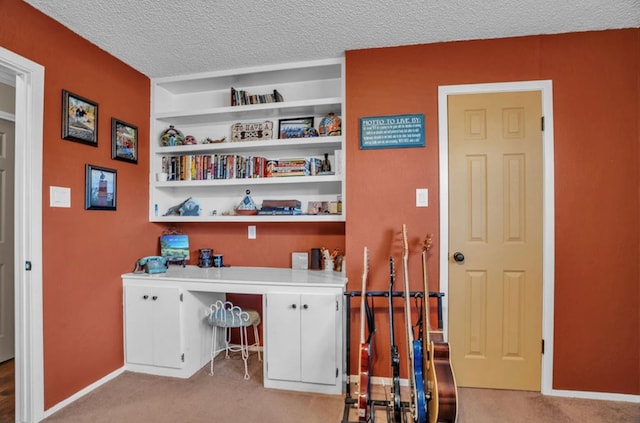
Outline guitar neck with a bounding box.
[360,246,368,343]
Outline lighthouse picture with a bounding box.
[85,164,117,210]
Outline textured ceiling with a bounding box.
[24,0,640,79]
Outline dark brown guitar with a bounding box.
[422,234,458,423]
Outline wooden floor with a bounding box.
[0,359,14,423]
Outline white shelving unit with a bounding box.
[149,58,345,222]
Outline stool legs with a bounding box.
[210,323,260,379]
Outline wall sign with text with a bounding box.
[359,113,425,149]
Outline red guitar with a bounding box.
[357,246,373,421]
[422,235,458,423]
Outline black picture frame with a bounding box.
[62,90,98,146]
[85,164,117,210]
[278,116,314,139]
[111,118,138,164]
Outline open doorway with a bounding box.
[0,82,16,420]
[0,46,45,422]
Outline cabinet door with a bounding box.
[124,285,183,368]
[124,285,155,365]
[300,293,338,385]
[266,293,302,381]
[151,286,183,368]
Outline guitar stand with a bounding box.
[341,290,444,423]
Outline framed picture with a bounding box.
[85,164,116,210]
[111,118,138,164]
[278,117,315,139]
[62,90,98,146]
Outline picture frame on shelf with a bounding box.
[278,117,315,139]
[62,89,98,146]
[85,164,117,211]
[111,118,138,164]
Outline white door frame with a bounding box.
[0,46,45,422]
[437,80,556,395]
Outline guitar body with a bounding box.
[357,342,372,421]
[390,345,402,423]
[421,235,458,423]
[431,341,457,423]
[412,339,428,423]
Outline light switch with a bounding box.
[50,186,71,208]
[416,188,428,207]
[248,225,256,239]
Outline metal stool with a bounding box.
[207,300,261,379]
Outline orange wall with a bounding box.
[1,0,638,409]
[345,30,639,395]
[1,0,347,409]
[1,0,153,408]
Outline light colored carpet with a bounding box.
[42,353,639,423]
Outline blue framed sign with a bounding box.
[360,113,425,149]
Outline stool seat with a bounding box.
[207,300,261,379]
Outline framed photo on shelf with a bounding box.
[111,118,138,164]
[62,89,98,146]
[278,117,314,139]
[85,164,117,211]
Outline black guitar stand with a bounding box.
[341,290,445,423]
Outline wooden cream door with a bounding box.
[0,118,15,363]
[448,91,543,391]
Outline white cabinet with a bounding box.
[149,58,345,222]
[124,285,183,369]
[264,292,342,394]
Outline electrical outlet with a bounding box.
[248,225,256,239]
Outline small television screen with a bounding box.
[160,234,190,260]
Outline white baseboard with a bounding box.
[349,374,640,403]
[549,388,640,403]
[43,366,126,418]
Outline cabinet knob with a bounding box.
[152,296,158,301]
[142,295,149,300]
[291,304,297,309]
[303,304,309,309]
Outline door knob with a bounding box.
[453,252,465,263]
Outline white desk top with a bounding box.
[122,265,348,291]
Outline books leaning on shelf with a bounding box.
[160,155,333,181]
[231,87,284,106]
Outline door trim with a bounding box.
[437,81,555,395]
[0,46,45,422]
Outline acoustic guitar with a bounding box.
[388,257,403,423]
[421,234,458,423]
[357,246,373,422]
[401,224,427,422]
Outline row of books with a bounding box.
[160,155,330,181]
[230,87,284,106]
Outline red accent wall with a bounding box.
[345,30,639,395]
[1,0,153,408]
[1,0,638,409]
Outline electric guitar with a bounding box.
[402,225,427,423]
[358,246,373,422]
[388,257,403,423]
[421,234,458,423]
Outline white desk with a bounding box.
[122,266,348,395]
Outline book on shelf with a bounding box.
[262,199,302,208]
[160,154,334,181]
[231,87,284,106]
[257,207,302,215]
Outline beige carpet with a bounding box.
[42,354,639,423]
